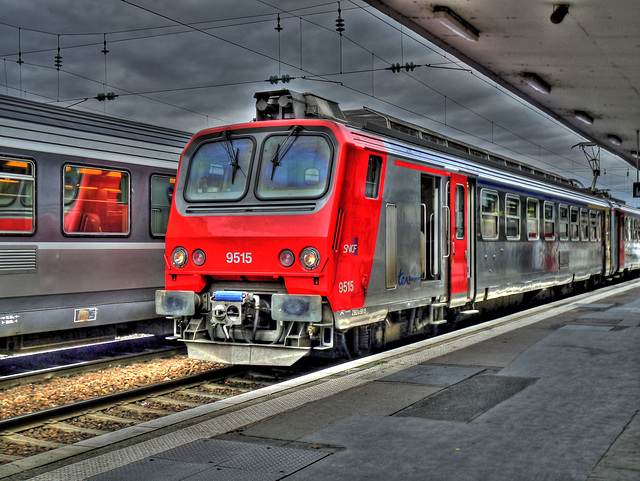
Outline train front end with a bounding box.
[156,90,352,365]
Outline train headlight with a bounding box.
[192,249,206,266]
[300,247,320,270]
[279,249,295,267]
[171,247,188,268]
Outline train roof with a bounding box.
[0,94,193,166]
[344,107,578,187]
[0,94,192,147]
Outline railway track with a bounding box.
[0,364,301,466]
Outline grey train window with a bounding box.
[589,210,600,241]
[526,198,540,240]
[559,204,569,241]
[480,190,499,240]
[151,175,175,236]
[0,157,35,234]
[570,207,579,241]
[544,201,555,241]
[505,194,521,240]
[365,155,382,199]
[580,209,588,241]
[63,165,130,235]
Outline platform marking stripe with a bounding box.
[27,279,640,481]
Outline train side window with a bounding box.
[455,184,465,239]
[570,206,579,241]
[526,198,540,240]
[559,204,569,241]
[589,210,597,241]
[596,211,602,241]
[365,155,382,199]
[150,175,175,237]
[0,157,35,234]
[580,209,588,241]
[63,165,130,236]
[505,194,520,241]
[544,201,555,241]
[480,190,499,240]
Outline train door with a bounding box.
[420,173,442,282]
[604,209,612,276]
[449,173,470,307]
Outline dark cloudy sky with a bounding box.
[0,0,636,203]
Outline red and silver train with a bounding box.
[0,94,190,353]
[157,89,640,365]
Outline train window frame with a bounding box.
[150,174,175,238]
[589,210,599,241]
[580,208,588,241]
[0,156,36,235]
[255,132,334,201]
[184,135,256,203]
[526,198,540,241]
[544,201,555,241]
[559,204,569,241]
[505,194,521,241]
[455,184,465,240]
[480,189,499,241]
[365,155,382,199]
[570,206,580,241]
[62,164,131,237]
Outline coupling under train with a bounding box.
[156,89,640,365]
[0,94,191,353]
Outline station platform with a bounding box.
[4,281,640,481]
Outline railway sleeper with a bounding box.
[50,422,108,437]
[1,433,66,450]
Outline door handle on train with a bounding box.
[442,205,451,258]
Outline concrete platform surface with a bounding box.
[5,281,640,481]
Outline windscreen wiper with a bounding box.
[222,129,241,184]
[270,125,302,180]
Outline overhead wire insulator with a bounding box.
[389,62,417,73]
[17,28,24,65]
[268,75,292,84]
[101,34,109,55]
[275,14,283,32]
[335,2,345,36]
[95,92,118,101]
[54,35,62,71]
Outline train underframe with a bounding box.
[160,271,617,366]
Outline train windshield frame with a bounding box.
[255,133,333,200]
[184,136,255,202]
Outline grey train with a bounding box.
[0,94,191,353]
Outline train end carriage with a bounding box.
[0,94,189,353]
[474,176,611,304]
[616,204,640,273]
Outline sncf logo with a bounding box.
[343,237,358,255]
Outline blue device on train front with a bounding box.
[214,291,245,302]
